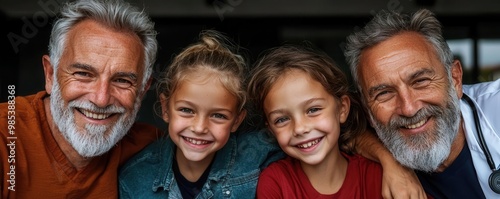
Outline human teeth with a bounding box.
[405,119,426,129]
[297,138,321,149]
[81,109,112,120]
[184,137,209,145]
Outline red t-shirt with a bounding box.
[257,154,383,199]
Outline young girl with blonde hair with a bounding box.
[119,30,284,199]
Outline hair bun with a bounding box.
[201,35,218,50]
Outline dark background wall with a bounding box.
[2,0,500,131]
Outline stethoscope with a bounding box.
[462,94,500,194]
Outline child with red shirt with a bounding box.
[247,45,383,198]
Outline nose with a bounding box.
[90,80,112,108]
[293,116,311,137]
[191,115,209,134]
[396,89,421,117]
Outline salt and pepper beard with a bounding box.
[368,81,461,172]
[50,76,142,158]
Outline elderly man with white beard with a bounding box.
[345,9,500,199]
[0,0,160,198]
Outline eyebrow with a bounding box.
[70,62,95,72]
[409,68,434,80]
[267,97,325,117]
[267,109,286,119]
[303,97,325,105]
[175,100,234,114]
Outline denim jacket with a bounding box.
[119,129,285,199]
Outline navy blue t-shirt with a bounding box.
[416,143,486,199]
[173,157,213,199]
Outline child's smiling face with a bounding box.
[263,68,350,166]
[161,70,245,165]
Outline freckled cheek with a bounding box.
[276,136,291,148]
[316,118,340,134]
[168,124,183,138]
[210,124,233,137]
[214,131,232,146]
[167,116,190,133]
[272,129,293,146]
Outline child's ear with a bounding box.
[339,95,351,124]
[230,109,247,132]
[159,93,169,123]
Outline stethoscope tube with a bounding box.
[462,93,500,194]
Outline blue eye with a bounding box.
[179,108,193,114]
[274,117,289,124]
[212,113,228,119]
[307,107,321,114]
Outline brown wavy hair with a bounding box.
[247,44,367,153]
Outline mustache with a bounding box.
[387,104,443,128]
[68,100,126,114]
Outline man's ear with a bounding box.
[159,93,169,123]
[230,109,247,133]
[42,55,54,94]
[451,60,463,98]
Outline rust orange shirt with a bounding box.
[0,91,161,198]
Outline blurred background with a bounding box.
[1,0,500,130]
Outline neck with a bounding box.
[44,97,92,169]
[436,120,466,172]
[301,148,348,195]
[175,148,215,182]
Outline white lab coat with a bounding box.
[462,78,500,198]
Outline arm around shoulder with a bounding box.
[352,128,427,199]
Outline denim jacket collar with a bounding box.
[151,134,238,193]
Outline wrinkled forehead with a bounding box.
[358,32,440,89]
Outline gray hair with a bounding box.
[48,0,158,90]
[344,9,454,94]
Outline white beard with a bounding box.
[369,83,461,172]
[49,78,142,158]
